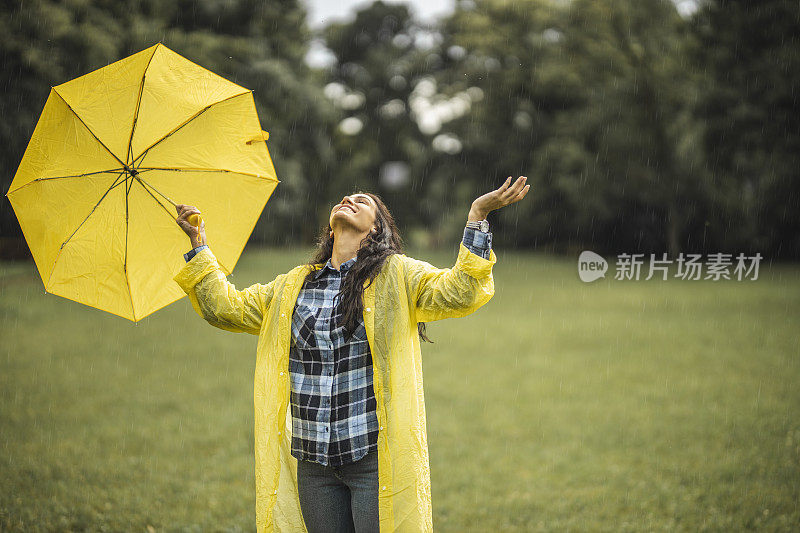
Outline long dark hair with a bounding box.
[305,192,433,343]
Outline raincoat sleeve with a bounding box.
[400,241,497,323]
[173,248,278,335]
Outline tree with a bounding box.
[437,0,709,256]
[320,1,447,243]
[437,0,581,251]
[563,0,709,257]
[690,0,800,259]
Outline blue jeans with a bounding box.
[296,449,379,533]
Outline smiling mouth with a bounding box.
[338,205,356,213]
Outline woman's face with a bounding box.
[329,193,378,235]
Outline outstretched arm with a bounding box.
[406,176,531,322]
[173,204,276,335]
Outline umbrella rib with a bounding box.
[6,168,126,196]
[132,175,180,221]
[45,171,128,289]
[131,91,250,167]
[136,167,278,181]
[132,175,232,275]
[52,88,127,168]
[125,47,158,166]
[131,173,231,270]
[133,174,180,209]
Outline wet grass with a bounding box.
[1,246,799,531]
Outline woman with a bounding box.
[173,176,529,532]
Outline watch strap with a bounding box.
[466,219,490,233]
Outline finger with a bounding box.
[510,176,527,195]
[497,176,512,192]
[512,184,531,202]
[179,207,201,220]
[501,177,525,200]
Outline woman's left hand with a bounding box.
[468,176,530,221]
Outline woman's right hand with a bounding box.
[175,204,207,248]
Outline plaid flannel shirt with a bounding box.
[184,226,492,467]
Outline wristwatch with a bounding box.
[466,219,490,233]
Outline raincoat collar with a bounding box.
[312,255,357,280]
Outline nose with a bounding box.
[337,196,357,210]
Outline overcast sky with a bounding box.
[302,0,456,30]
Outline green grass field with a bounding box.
[1,247,798,532]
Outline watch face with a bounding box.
[480,220,489,232]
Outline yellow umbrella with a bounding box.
[5,43,279,321]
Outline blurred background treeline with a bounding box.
[1,0,798,259]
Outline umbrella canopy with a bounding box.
[5,43,279,321]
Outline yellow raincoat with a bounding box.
[173,242,496,532]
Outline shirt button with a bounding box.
[381,486,386,491]
[279,371,284,376]
[273,489,278,495]
[277,430,281,435]
[365,307,371,312]
[379,425,384,430]
[281,313,285,317]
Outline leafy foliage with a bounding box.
[1,0,798,259]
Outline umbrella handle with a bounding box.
[188,214,203,229]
